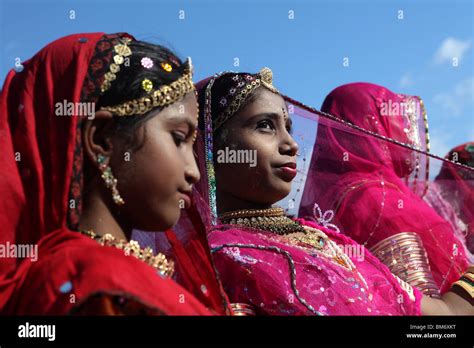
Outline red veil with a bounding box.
[297,83,471,294]
[0,33,227,315]
[132,74,231,314]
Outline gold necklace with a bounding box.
[219,207,355,271]
[219,207,307,235]
[219,207,369,290]
[219,208,329,253]
[79,230,174,277]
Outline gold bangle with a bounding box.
[450,278,474,305]
[463,272,474,282]
[230,303,256,316]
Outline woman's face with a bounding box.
[111,92,200,231]
[214,88,299,207]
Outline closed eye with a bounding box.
[172,131,186,146]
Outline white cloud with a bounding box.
[399,73,413,88]
[432,77,474,117]
[433,37,471,65]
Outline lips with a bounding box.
[178,191,192,209]
[279,162,296,169]
[275,162,297,181]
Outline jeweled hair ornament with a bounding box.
[140,57,154,69]
[214,67,280,131]
[100,56,196,117]
[101,37,132,93]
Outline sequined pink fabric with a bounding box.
[208,218,422,315]
[298,83,470,293]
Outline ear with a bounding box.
[82,110,115,166]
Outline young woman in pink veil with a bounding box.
[191,71,474,315]
[298,82,471,296]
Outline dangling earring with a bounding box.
[97,154,125,205]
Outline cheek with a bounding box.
[254,142,276,172]
[134,133,182,193]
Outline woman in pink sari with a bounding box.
[191,71,473,315]
[299,83,471,296]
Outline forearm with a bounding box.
[421,291,473,315]
[421,266,474,315]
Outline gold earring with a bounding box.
[97,154,125,205]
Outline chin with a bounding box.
[273,182,292,199]
[260,187,290,205]
[163,209,181,229]
[148,207,181,231]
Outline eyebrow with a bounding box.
[245,112,293,133]
[246,112,280,122]
[165,113,197,135]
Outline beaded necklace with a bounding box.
[220,208,363,277]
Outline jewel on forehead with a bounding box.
[161,62,173,72]
[141,57,154,69]
[141,79,153,93]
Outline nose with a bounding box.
[185,147,201,185]
[280,130,299,157]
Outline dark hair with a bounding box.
[96,40,187,151]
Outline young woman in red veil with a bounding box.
[0,33,230,315]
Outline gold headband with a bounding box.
[99,36,195,116]
[100,61,195,117]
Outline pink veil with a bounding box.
[297,83,471,294]
[434,142,474,254]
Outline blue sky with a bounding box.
[1,0,473,157]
